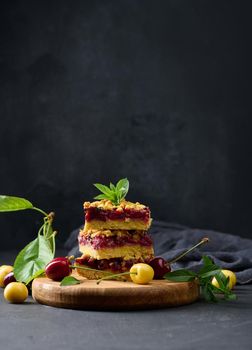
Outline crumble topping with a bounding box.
[83,199,147,211]
[79,228,147,239]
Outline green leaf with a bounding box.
[201,283,218,302]
[211,271,236,301]
[215,271,229,290]
[197,257,237,302]
[164,269,197,282]
[163,254,237,303]
[14,235,54,284]
[60,276,80,286]
[42,218,56,255]
[200,268,221,279]
[43,218,53,239]
[225,292,237,301]
[93,178,129,205]
[200,256,216,269]
[116,178,128,190]
[25,269,45,285]
[165,269,197,277]
[165,275,196,282]
[202,255,214,266]
[0,195,33,212]
[199,256,220,277]
[94,194,113,201]
[210,283,236,302]
[116,178,129,197]
[93,183,113,196]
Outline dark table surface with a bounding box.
[1,251,252,350]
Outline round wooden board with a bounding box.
[32,275,199,310]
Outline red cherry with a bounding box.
[148,257,171,279]
[45,259,71,281]
[3,272,16,287]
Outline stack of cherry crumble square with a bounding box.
[75,199,154,280]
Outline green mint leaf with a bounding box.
[115,178,129,204]
[164,269,197,282]
[14,235,54,284]
[0,195,33,212]
[93,183,113,196]
[93,178,129,205]
[94,194,113,200]
[60,276,80,286]
[110,183,116,191]
[95,193,118,204]
[116,178,129,196]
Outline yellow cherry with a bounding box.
[0,265,13,270]
[0,265,13,287]
[212,269,237,290]
[4,282,28,303]
[130,263,154,284]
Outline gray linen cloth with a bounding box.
[65,221,252,284]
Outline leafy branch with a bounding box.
[164,256,237,302]
[94,178,129,205]
[0,195,56,284]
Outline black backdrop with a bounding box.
[0,0,251,249]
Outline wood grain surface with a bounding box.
[32,275,199,310]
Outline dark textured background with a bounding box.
[0,0,251,249]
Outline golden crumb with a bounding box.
[79,228,147,238]
[83,199,147,211]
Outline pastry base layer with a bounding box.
[79,244,154,260]
[75,264,131,281]
[84,218,152,231]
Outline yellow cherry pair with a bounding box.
[0,264,28,303]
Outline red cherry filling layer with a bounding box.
[78,232,153,249]
[75,256,152,272]
[84,207,150,222]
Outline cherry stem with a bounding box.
[168,237,209,264]
[96,271,137,285]
[67,256,75,261]
[32,207,48,217]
